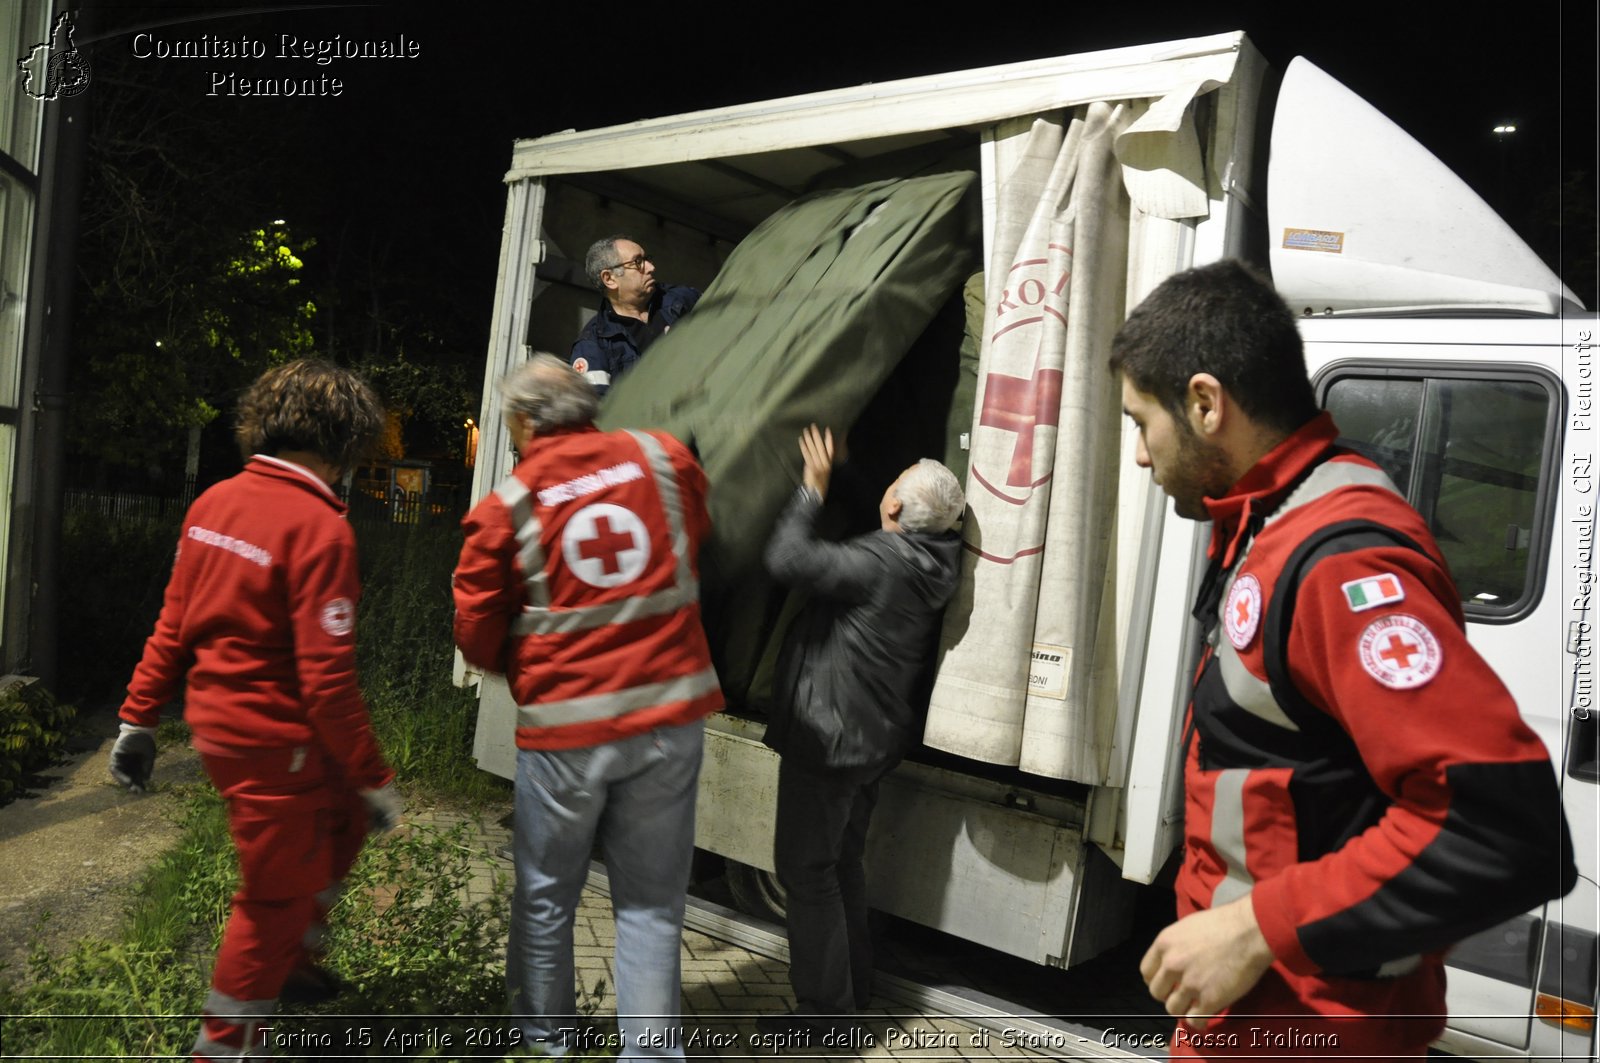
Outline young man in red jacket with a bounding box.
[453,353,721,1059]
[1114,261,1575,1057]
[110,360,400,1062]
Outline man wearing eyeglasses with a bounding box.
[569,234,701,395]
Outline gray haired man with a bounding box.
[453,353,722,1058]
[757,426,965,1044]
[568,235,701,395]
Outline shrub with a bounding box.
[0,679,75,801]
[320,821,510,1013]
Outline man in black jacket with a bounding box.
[758,425,964,1041]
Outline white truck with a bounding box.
[460,33,1596,1060]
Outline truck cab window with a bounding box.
[1322,370,1557,621]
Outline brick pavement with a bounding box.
[410,804,1075,1062]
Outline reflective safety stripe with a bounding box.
[511,583,693,635]
[1210,768,1255,907]
[1213,629,1299,731]
[1199,456,1405,911]
[193,1033,272,1060]
[1376,954,1423,977]
[1271,460,1399,526]
[628,430,696,599]
[494,477,550,609]
[202,988,278,1017]
[583,370,612,387]
[505,430,699,638]
[517,665,720,729]
[194,988,277,1060]
[1208,457,1404,733]
[315,879,345,910]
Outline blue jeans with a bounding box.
[509,718,704,1060]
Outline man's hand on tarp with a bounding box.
[799,424,836,500]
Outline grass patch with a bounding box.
[0,785,232,1057]
[354,519,506,804]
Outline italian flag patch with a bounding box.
[1341,573,1405,612]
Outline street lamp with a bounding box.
[1491,123,1518,207]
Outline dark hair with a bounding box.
[1108,259,1318,433]
[584,233,634,289]
[234,359,384,468]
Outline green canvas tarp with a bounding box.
[597,171,979,702]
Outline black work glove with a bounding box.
[359,783,404,834]
[109,724,158,793]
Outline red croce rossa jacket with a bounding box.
[1173,413,1574,1057]
[453,425,723,750]
[120,456,392,791]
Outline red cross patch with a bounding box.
[1357,614,1442,689]
[561,502,649,588]
[319,597,354,638]
[1223,574,1262,649]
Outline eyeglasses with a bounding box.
[604,253,652,273]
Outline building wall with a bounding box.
[1,0,65,674]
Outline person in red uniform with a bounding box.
[1110,261,1575,1057]
[453,353,722,1060]
[109,359,400,1062]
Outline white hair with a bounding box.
[897,458,964,533]
[499,352,599,432]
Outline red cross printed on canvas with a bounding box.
[978,362,1063,488]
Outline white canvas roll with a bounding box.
[926,86,1215,783]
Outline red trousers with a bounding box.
[193,746,367,1061]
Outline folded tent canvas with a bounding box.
[596,171,981,702]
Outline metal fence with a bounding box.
[64,481,466,529]
[63,486,194,524]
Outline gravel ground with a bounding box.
[0,707,203,981]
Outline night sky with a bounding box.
[81,1,1598,335]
